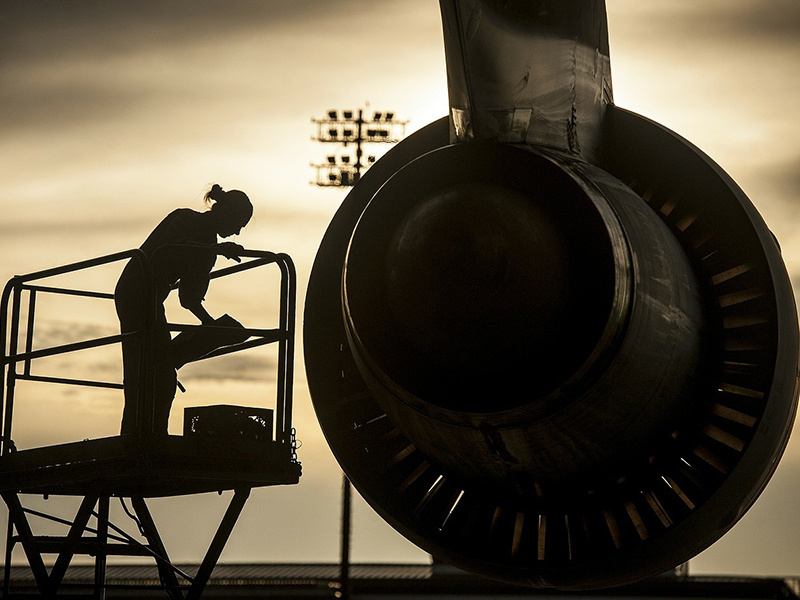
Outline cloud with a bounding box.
[19,317,122,384]
[0,0,360,59]
[757,155,800,271]
[609,0,800,43]
[0,0,444,234]
[772,156,800,200]
[32,320,118,348]
[0,0,364,141]
[179,352,277,383]
[669,0,800,43]
[741,154,800,233]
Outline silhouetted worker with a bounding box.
[115,184,253,435]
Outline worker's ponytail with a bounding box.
[204,183,226,207]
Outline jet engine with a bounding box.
[304,0,798,589]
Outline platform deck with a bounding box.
[0,435,300,497]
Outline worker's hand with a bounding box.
[217,242,244,262]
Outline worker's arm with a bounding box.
[181,296,215,325]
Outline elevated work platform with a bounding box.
[0,247,301,599]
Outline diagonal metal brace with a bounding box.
[48,494,99,593]
[131,497,185,600]
[187,488,251,600]
[1,492,50,596]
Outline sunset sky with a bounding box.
[2,0,800,579]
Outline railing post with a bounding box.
[93,496,109,600]
[3,281,22,457]
[3,511,14,598]
[273,254,296,454]
[275,259,289,450]
[0,280,12,457]
[23,290,36,377]
[283,255,297,454]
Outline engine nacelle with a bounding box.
[343,142,705,488]
[305,0,798,589]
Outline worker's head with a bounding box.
[204,184,253,237]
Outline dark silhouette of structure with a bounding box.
[304,0,799,590]
[0,204,300,597]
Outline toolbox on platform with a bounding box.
[183,405,273,442]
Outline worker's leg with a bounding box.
[151,314,177,435]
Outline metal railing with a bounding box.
[0,247,296,457]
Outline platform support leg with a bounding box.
[48,494,98,593]
[3,509,15,598]
[186,488,251,600]
[93,496,109,600]
[1,492,50,597]
[3,493,103,598]
[131,497,184,600]
[3,489,254,599]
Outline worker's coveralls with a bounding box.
[115,209,215,435]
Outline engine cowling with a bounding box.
[305,112,798,588]
[304,0,798,589]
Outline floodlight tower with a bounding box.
[311,108,408,188]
